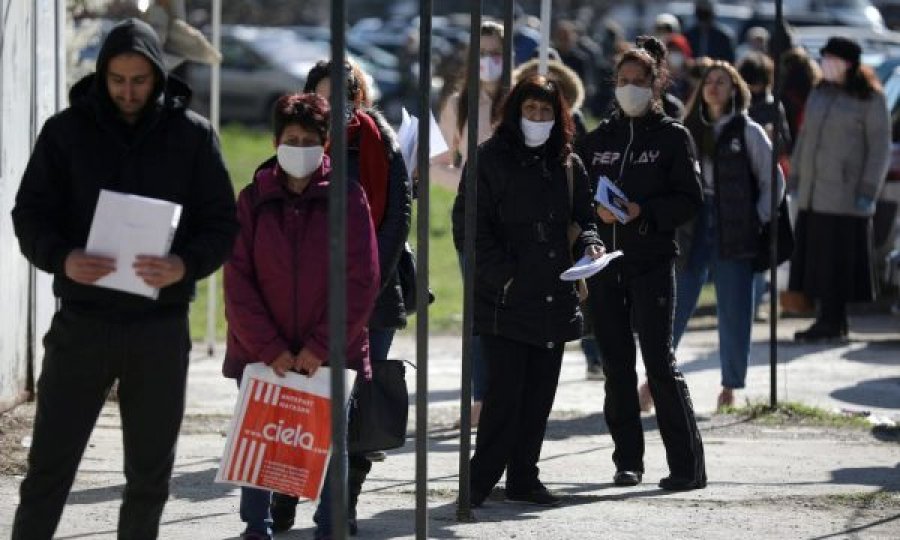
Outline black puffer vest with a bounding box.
[714,115,760,260]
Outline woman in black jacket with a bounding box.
[576,36,707,491]
[465,74,603,507]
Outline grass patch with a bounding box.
[403,183,463,334]
[189,124,272,341]
[723,401,872,429]
[822,491,898,508]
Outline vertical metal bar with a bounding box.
[457,0,480,522]
[206,0,222,357]
[501,0,514,93]
[329,0,349,537]
[538,0,551,76]
[415,1,432,537]
[769,0,784,410]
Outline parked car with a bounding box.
[186,25,379,125]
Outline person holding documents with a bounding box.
[223,92,379,540]
[466,74,603,508]
[675,61,785,410]
[576,37,706,492]
[10,18,238,539]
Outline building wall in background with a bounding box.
[0,0,64,411]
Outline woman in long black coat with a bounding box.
[462,74,604,507]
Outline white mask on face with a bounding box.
[820,56,850,83]
[668,52,685,71]
[615,84,654,117]
[480,55,503,83]
[520,117,555,147]
[277,144,324,178]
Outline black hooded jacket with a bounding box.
[576,111,703,263]
[12,18,238,317]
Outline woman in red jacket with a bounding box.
[223,92,379,540]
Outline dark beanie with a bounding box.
[820,36,862,65]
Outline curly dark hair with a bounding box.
[497,74,574,162]
[271,92,331,144]
[303,59,372,108]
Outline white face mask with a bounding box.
[520,117,555,147]
[277,144,324,179]
[615,84,654,117]
[820,56,850,83]
[480,55,503,83]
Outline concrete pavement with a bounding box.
[0,312,898,539]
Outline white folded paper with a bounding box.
[595,176,630,223]
[560,250,624,281]
[85,189,182,299]
[397,107,449,175]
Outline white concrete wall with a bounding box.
[0,0,64,411]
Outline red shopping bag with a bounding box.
[216,363,343,501]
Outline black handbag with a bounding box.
[397,243,434,314]
[753,195,794,272]
[347,359,409,454]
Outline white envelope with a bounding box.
[560,251,624,281]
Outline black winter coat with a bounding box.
[12,19,238,318]
[350,109,412,330]
[576,111,703,264]
[456,132,602,348]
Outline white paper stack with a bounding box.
[85,189,182,299]
[397,107,449,175]
[560,250,624,281]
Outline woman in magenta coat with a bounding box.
[223,92,379,540]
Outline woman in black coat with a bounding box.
[576,36,707,491]
[464,74,603,507]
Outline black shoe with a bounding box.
[270,493,297,533]
[613,470,642,486]
[456,491,487,508]
[658,475,707,491]
[505,484,561,507]
[794,320,848,343]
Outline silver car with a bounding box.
[187,25,378,124]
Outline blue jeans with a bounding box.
[674,202,754,389]
[581,336,603,367]
[457,251,488,401]
[368,328,396,363]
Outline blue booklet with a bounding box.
[594,176,630,223]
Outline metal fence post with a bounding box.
[457,0,481,522]
[415,1,432,537]
[329,1,349,536]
